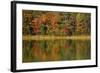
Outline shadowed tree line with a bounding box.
[22,10,91,36]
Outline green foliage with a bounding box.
[76,13,91,35]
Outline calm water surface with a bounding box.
[22,40,91,63]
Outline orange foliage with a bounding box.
[31,12,59,34]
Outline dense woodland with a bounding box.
[22,10,91,36]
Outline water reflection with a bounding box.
[22,40,91,63]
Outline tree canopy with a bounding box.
[22,10,91,36]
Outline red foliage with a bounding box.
[31,12,59,34]
[64,26,69,33]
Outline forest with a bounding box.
[22,10,91,36]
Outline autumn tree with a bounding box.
[23,10,91,36]
[76,13,91,35]
[23,10,33,35]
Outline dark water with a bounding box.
[22,40,91,63]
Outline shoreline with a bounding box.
[23,35,91,40]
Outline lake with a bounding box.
[22,39,91,63]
